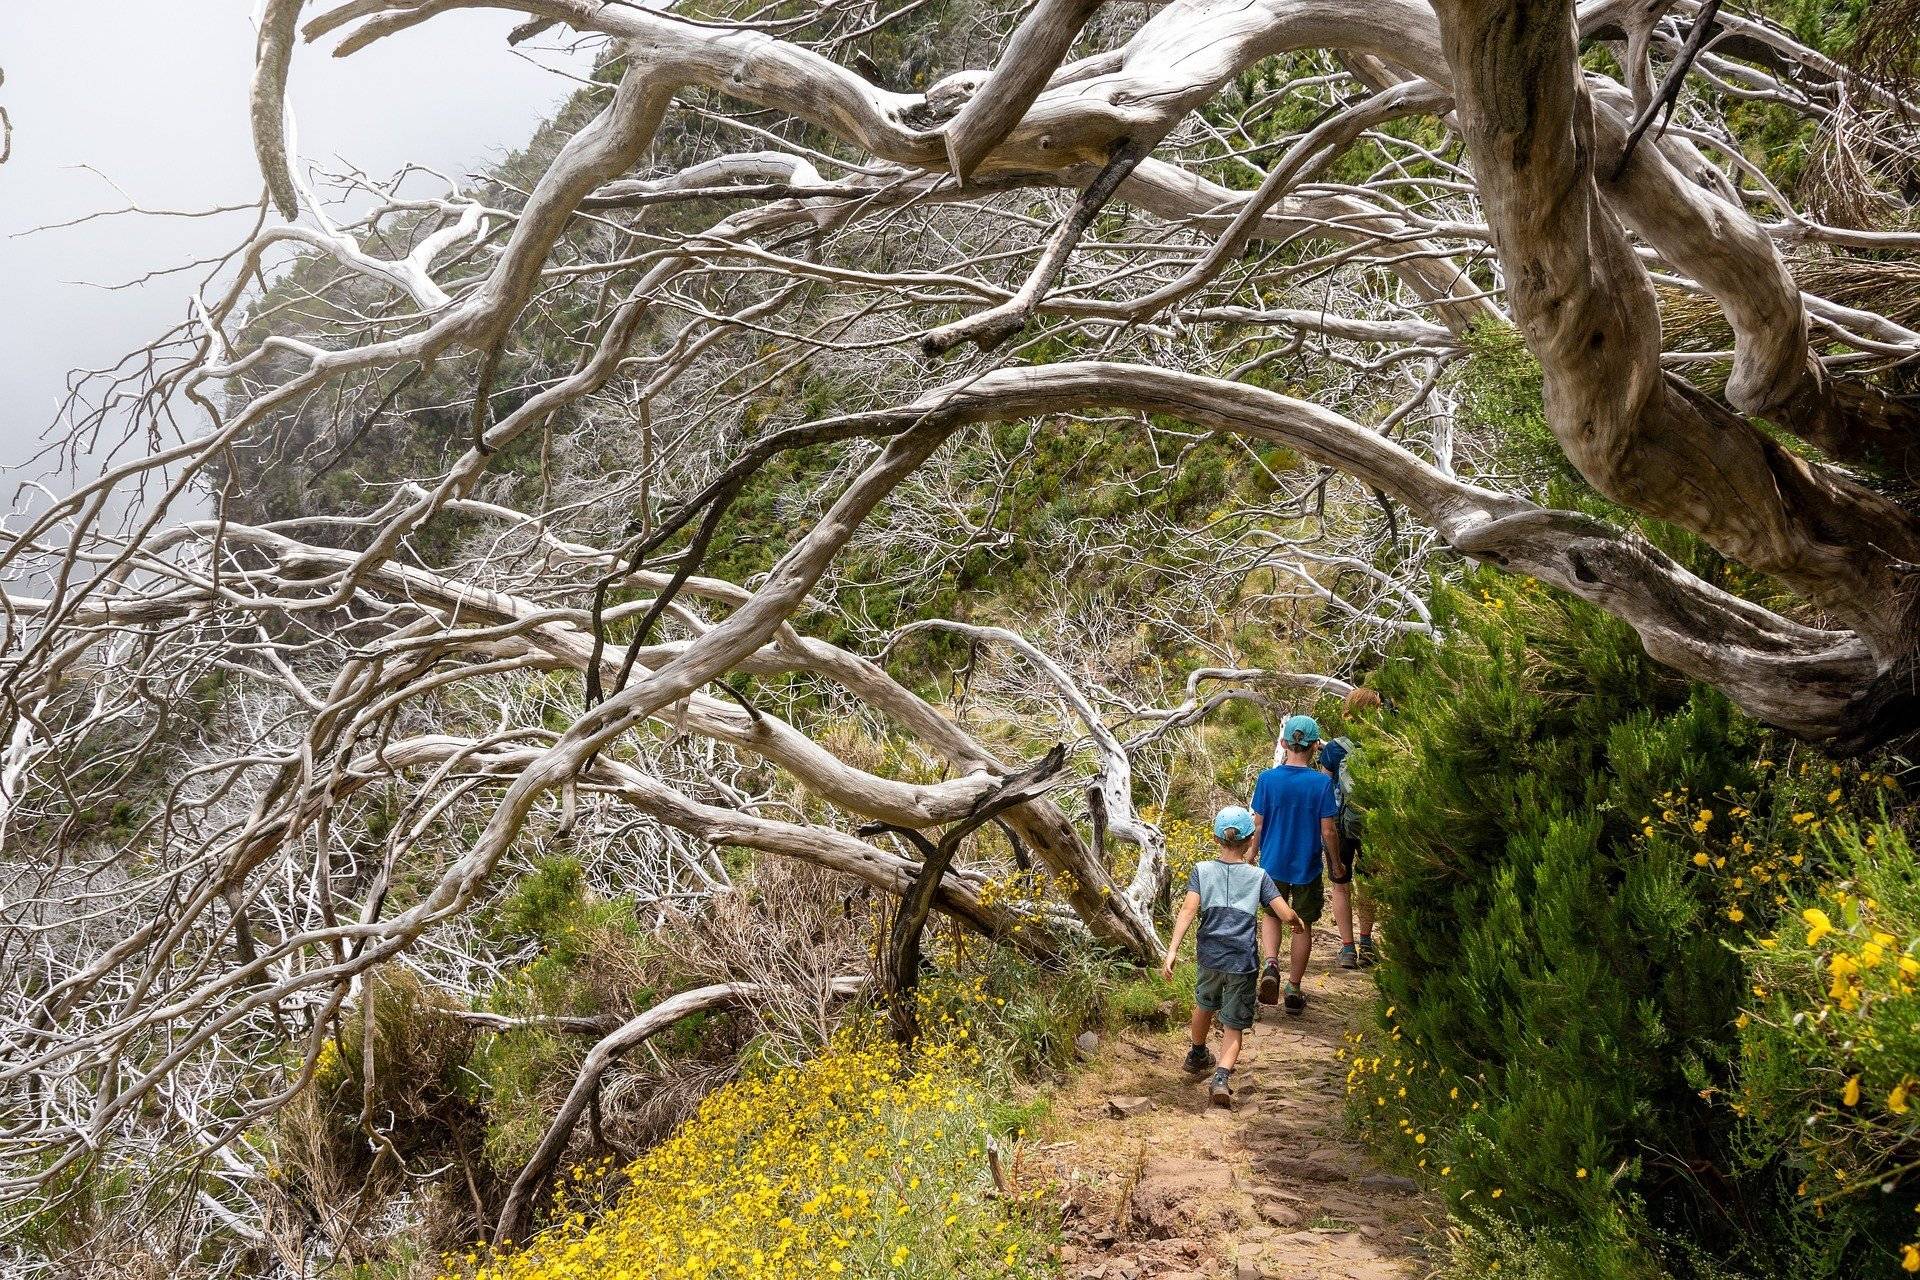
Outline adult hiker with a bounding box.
[1159,805,1303,1107]
[1319,685,1384,966]
[1250,713,1343,1016]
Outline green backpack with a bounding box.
[1320,735,1364,840]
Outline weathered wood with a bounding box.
[250,0,306,219]
[922,136,1147,355]
[866,745,1069,1044]
[1433,0,1920,656]
[943,0,1108,180]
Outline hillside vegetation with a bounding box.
[3,0,1920,1276]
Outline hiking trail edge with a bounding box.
[1032,932,1440,1280]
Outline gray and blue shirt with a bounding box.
[1187,859,1281,974]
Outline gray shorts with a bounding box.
[1195,966,1257,1030]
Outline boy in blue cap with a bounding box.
[1250,714,1343,1016]
[1159,804,1302,1107]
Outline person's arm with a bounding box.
[1322,816,1345,878]
[1160,890,1201,981]
[1266,892,1303,930]
[1318,775,1345,877]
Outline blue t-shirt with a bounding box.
[1187,859,1282,974]
[1251,763,1339,884]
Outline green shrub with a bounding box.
[468,856,665,1170]
[1735,816,1920,1276]
[1108,968,1184,1029]
[1348,567,1886,1278]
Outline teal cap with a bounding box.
[1281,714,1321,747]
[1213,805,1256,842]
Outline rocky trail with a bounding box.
[1032,934,1439,1280]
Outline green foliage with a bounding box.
[1351,571,1827,1280]
[985,1093,1054,1141]
[468,858,668,1170]
[1106,967,1183,1029]
[1735,814,1920,1276]
[1349,566,1917,1277]
[1454,323,1575,496]
[1775,0,1871,55]
[696,405,1272,667]
[940,937,1108,1085]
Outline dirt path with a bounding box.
[1033,933,1439,1280]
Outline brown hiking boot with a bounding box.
[1257,959,1282,1005]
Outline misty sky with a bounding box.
[0,2,593,483]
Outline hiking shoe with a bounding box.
[1209,1068,1233,1108]
[1283,982,1306,1017]
[1338,943,1360,970]
[1183,1043,1216,1075]
[1257,959,1282,1006]
[1357,936,1379,966]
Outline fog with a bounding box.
[0,2,591,487]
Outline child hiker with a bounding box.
[1159,805,1304,1107]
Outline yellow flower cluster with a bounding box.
[1339,1008,1490,1188]
[1737,813,1920,1267]
[442,1021,1049,1280]
[1643,759,1893,929]
[1766,894,1919,1115]
[974,865,1080,914]
[1162,820,1216,900]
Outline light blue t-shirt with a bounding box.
[1251,763,1339,884]
[1187,859,1281,974]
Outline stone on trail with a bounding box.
[1255,1155,1349,1183]
[1126,1155,1242,1238]
[1106,1095,1156,1119]
[1254,1198,1305,1227]
[1355,1172,1419,1195]
[1076,1030,1102,1057]
[1234,1263,1270,1280]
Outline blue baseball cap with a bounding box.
[1281,714,1322,747]
[1213,805,1256,842]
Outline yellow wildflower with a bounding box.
[1803,908,1835,946]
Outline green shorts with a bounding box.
[1195,966,1257,1030]
[1277,876,1325,926]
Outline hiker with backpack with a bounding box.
[1318,685,1383,968]
[1249,713,1343,1016]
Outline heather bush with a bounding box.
[1349,567,1914,1278]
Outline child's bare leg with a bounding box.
[1259,913,1280,967]
[1289,920,1312,986]
[1329,879,1356,946]
[1218,1024,1245,1069]
[1356,882,1376,940]
[1189,1004,1214,1047]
